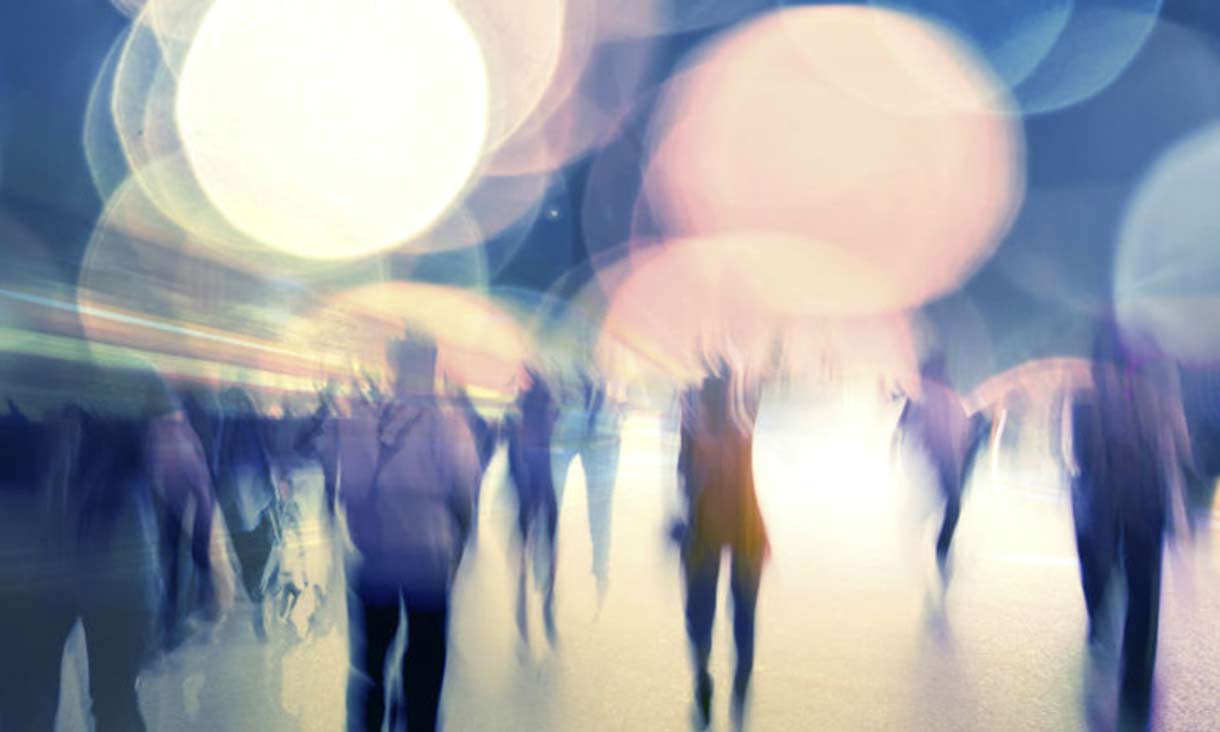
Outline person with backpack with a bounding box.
[318,330,480,732]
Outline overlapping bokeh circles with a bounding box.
[452,0,566,154]
[639,6,1023,317]
[91,2,391,278]
[77,0,598,406]
[994,21,1220,312]
[82,30,129,204]
[68,0,1189,416]
[84,0,633,292]
[579,93,669,265]
[1116,122,1220,367]
[867,0,1072,93]
[858,0,1163,114]
[480,0,666,178]
[608,0,770,38]
[1012,0,1163,114]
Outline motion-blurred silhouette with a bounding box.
[675,358,768,730]
[319,331,479,732]
[1061,319,1194,729]
[505,368,562,651]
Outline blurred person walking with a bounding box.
[1062,320,1194,729]
[149,390,234,653]
[213,387,278,637]
[504,368,562,651]
[0,381,233,732]
[674,358,768,730]
[892,352,982,579]
[318,331,479,732]
[549,369,622,604]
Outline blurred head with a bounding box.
[387,329,439,398]
[920,350,948,383]
[695,339,732,381]
[143,375,179,418]
[1091,316,1128,369]
[696,354,734,425]
[220,386,259,418]
[1095,315,1178,397]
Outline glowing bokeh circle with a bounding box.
[176,0,490,260]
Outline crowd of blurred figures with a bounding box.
[2,312,1218,732]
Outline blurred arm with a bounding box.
[448,417,480,551]
[1054,391,1077,478]
[890,396,911,465]
[147,411,235,612]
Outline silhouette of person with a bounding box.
[505,368,562,650]
[676,357,768,730]
[549,368,622,602]
[0,403,69,731]
[1063,320,1193,728]
[0,395,230,732]
[58,409,162,732]
[214,387,277,635]
[893,352,978,577]
[148,393,231,652]
[321,331,479,732]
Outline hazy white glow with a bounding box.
[754,385,903,557]
[176,0,489,259]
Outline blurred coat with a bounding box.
[678,372,768,574]
[215,389,275,533]
[506,375,560,521]
[321,397,480,596]
[1069,358,1192,534]
[897,378,974,486]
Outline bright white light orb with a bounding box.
[176,0,489,259]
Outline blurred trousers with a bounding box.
[346,565,449,732]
